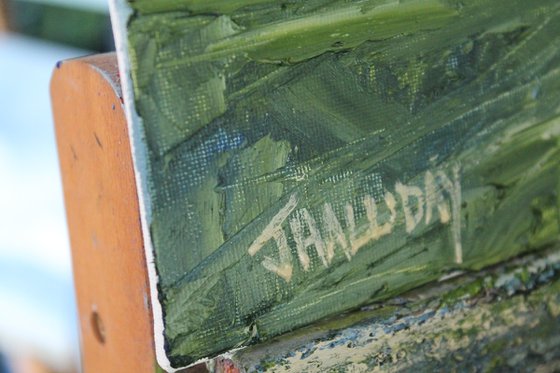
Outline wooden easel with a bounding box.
[51,54,158,373]
[0,0,7,31]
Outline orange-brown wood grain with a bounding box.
[51,53,157,373]
[0,0,7,32]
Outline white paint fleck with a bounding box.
[290,207,328,271]
[443,166,463,264]
[345,202,369,256]
[424,170,451,225]
[322,202,351,261]
[364,191,397,240]
[248,194,299,282]
[395,182,425,234]
[432,167,463,264]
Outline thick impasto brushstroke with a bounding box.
[124,0,560,367]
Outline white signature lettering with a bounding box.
[248,166,462,282]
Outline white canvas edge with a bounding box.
[108,2,248,370]
[108,1,183,371]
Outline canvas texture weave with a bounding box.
[123,0,560,366]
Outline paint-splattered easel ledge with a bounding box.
[226,248,560,372]
[109,0,560,370]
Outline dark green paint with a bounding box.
[125,0,560,367]
[6,0,113,52]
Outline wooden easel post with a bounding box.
[0,0,7,31]
[51,53,158,373]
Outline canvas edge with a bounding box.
[108,1,178,371]
[108,2,250,370]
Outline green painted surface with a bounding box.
[125,0,560,367]
[229,249,560,372]
[7,1,112,52]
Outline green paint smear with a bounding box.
[231,250,560,372]
[125,0,560,367]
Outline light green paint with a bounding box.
[124,0,560,367]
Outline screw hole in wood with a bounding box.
[91,310,106,344]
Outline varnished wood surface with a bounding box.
[0,0,7,32]
[51,53,157,373]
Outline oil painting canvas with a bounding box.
[109,0,560,370]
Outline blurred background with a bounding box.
[0,1,113,371]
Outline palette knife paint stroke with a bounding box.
[111,0,560,369]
